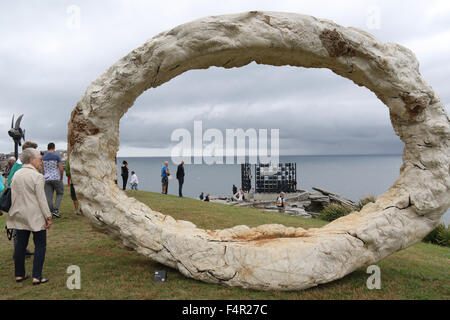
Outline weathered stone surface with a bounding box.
[68,11,450,291]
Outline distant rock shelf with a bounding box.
[210,187,358,218]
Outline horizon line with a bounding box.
[116,153,403,158]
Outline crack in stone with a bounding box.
[188,245,238,283]
[168,64,180,72]
[151,64,161,87]
[384,195,414,211]
[414,161,428,171]
[208,270,238,282]
[160,243,194,277]
[346,232,366,246]
[417,142,433,148]
[206,239,243,243]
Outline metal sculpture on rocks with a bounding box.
[67,12,450,290]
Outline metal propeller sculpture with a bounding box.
[8,114,25,160]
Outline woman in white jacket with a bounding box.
[7,148,52,285]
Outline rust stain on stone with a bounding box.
[400,93,430,121]
[67,102,100,153]
[232,232,300,242]
[319,28,357,58]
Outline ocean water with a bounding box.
[117,155,449,225]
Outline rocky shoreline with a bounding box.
[211,187,358,218]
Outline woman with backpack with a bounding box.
[276,192,286,213]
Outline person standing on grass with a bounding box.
[42,143,64,219]
[130,171,139,190]
[161,161,170,194]
[176,160,185,197]
[8,141,39,259]
[121,161,129,191]
[65,158,81,215]
[199,192,204,200]
[2,156,15,185]
[7,148,52,285]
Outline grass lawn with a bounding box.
[0,187,449,300]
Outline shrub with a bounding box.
[437,226,450,247]
[423,224,450,247]
[358,195,376,211]
[318,204,353,222]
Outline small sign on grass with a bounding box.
[154,270,166,282]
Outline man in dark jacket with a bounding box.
[232,184,238,197]
[176,160,185,197]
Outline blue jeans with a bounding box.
[14,230,47,279]
[130,183,138,190]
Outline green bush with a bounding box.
[423,224,450,247]
[318,204,353,222]
[358,195,376,211]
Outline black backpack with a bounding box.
[0,187,11,213]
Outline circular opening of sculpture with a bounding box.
[67,11,450,290]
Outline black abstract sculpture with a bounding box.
[8,114,25,160]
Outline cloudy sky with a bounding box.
[0,0,449,157]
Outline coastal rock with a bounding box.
[68,11,450,291]
[312,187,358,209]
[290,201,312,209]
[306,193,331,212]
[285,191,310,202]
[287,208,311,218]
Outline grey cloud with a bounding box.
[0,1,448,156]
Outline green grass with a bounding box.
[0,187,449,300]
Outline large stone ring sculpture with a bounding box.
[68,11,450,290]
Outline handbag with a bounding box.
[0,188,13,241]
[0,187,11,212]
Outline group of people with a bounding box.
[119,161,286,209]
[119,160,186,197]
[198,192,210,202]
[161,160,211,201]
[231,183,287,211]
[120,161,139,191]
[1,156,15,190]
[1,147,291,286]
[0,141,80,285]
[160,160,185,197]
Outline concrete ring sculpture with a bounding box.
[67,11,450,290]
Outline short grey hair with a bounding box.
[8,156,16,162]
[20,149,40,165]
